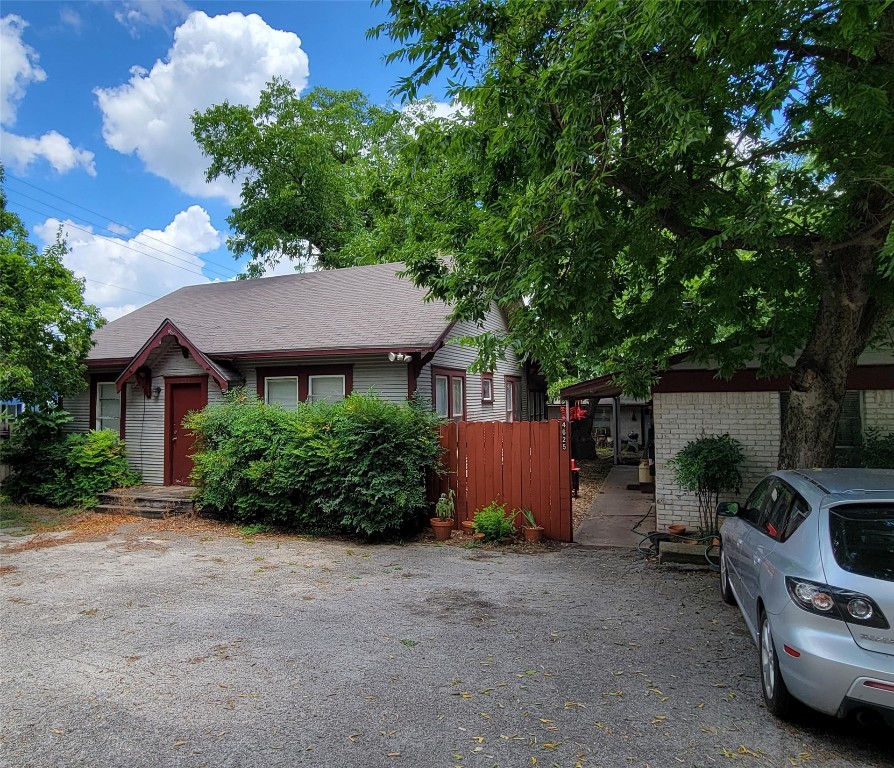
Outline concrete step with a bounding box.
[658,541,717,567]
[97,493,194,510]
[93,502,193,519]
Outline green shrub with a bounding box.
[0,406,140,507]
[186,389,444,539]
[42,430,141,507]
[0,405,71,503]
[473,501,515,542]
[850,428,894,469]
[669,433,744,535]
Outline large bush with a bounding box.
[185,390,444,539]
[1,406,140,507]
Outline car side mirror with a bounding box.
[716,501,740,517]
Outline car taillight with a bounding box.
[785,577,890,629]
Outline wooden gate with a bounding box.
[429,420,572,542]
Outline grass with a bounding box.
[0,498,82,535]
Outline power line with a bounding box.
[6,190,239,281]
[82,278,161,300]
[5,172,242,277]
[10,200,212,279]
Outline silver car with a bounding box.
[717,468,894,726]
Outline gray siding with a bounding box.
[63,391,91,434]
[419,303,526,422]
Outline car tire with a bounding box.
[759,609,795,720]
[719,549,735,605]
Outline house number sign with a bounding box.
[561,420,568,451]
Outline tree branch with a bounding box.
[775,40,864,69]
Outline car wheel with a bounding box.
[719,549,735,605]
[759,609,795,719]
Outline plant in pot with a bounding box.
[669,433,744,538]
[473,501,515,542]
[520,508,544,543]
[431,489,455,541]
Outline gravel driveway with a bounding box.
[1,524,891,768]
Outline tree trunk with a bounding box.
[778,243,890,469]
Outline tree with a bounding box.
[0,173,103,405]
[372,0,894,468]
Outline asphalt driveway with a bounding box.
[1,523,891,768]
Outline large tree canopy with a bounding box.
[0,175,103,405]
[371,0,894,467]
[192,82,465,274]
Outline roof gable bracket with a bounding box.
[116,319,230,394]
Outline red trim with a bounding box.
[116,319,231,393]
[256,365,354,403]
[224,346,430,361]
[481,373,494,403]
[164,375,208,486]
[653,365,894,393]
[89,372,126,439]
[431,366,467,421]
[86,358,131,368]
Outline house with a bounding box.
[560,347,894,531]
[63,263,529,486]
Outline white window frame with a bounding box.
[434,375,449,417]
[481,375,494,403]
[265,376,300,410]
[307,374,346,403]
[95,382,121,432]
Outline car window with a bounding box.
[829,504,894,582]
[780,494,811,542]
[742,478,775,526]
[763,482,795,540]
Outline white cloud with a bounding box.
[34,205,224,321]
[0,129,96,175]
[114,0,191,36]
[0,15,46,126]
[95,11,309,203]
[59,8,83,33]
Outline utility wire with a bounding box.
[6,190,239,281]
[82,278,161,300]
[5,172,242,277]
[10,200,212,279]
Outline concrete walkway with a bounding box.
[574,464,655,548]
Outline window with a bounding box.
[258,366,352,408]
[505,376,521,422]
[764,482,796,539]
[96,382,121,432]
[481,374,494,404]
[265,377,300,410]
[308,375,345,403]
[432,368,465,420]
[829,504,894,581]
[742,478,775,526]
[780,391,862,457]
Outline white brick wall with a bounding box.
[865,390,894,432]
[654,388,894,530]
[653,391,781,530]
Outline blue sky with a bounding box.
[1,1,450,320]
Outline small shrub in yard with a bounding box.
[186,389,444,539]
[473,501,515,542]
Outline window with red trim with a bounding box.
[257,366,352,410]
[432,367,465,421]
[481,373,494,403]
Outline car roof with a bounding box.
[776,468,894,500]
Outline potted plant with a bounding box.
[431,489,455,541]
[520,508,544,543]
[669,433,744,537]
[473,501,515,542]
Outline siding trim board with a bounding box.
[652,365,894,393]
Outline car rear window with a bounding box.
[829,504,894,582]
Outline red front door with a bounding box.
[166,378,207,485]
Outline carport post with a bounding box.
[612,395,620,465]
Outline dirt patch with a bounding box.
[0,565,18,575]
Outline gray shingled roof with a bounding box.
[89,263,453,361]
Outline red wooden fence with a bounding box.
[428,420,573,542]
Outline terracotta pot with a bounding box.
[472,532,485,541]
[667,524,686,537]
[430,518,454,541]
[522,526,544,543]
[460,520,475,534]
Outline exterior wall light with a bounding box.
[388,352,411,362]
